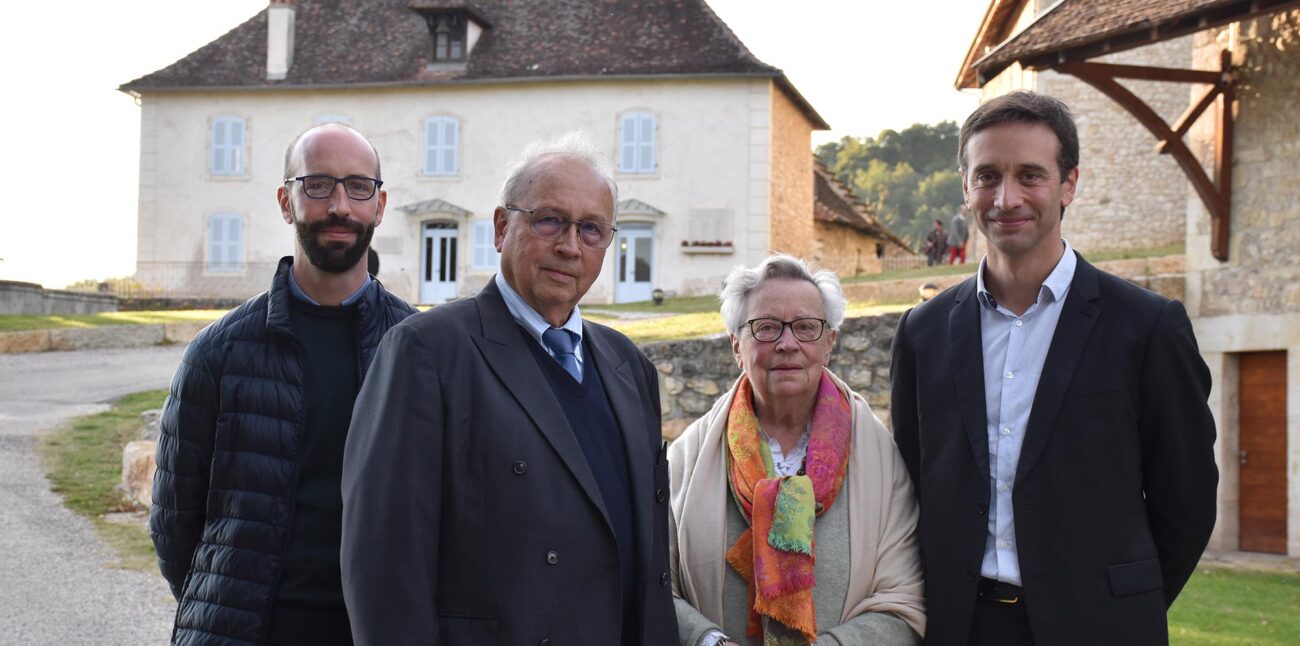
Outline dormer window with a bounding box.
[409,3,491,67]
[427,14,466,61]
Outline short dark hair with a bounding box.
[958,91,1078,181]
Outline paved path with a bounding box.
[0,346,185,644]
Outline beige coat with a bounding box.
[668,370,926,639]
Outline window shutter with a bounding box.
[620,113,638,172]
[443,118,458,174]
[229,119,245,173]
[638,113,655,172]
[425,118,440,174]
[211,121,226,173]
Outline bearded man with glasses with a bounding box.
[341,131,677,645]
[151,123,416,645]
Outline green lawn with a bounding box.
[37,390,167,571]
[1169,566,1300,645]
[842,242,1186,285]
[0,310,226,332]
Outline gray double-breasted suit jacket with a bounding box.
[341,279,677,645]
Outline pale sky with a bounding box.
[0,0,984,288]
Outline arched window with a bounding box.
[619,111,656,173]
[423,116,460,176]
[210,116,246,175]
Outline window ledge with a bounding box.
[681,244,734,255]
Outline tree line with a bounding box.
[815,121,963,251]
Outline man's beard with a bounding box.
[295,215,375,273]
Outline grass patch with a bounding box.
[585,294,724,314]
[0,310,226,332]
[37,389,167,571]
[1087,242,1185,263]
[1169,566,1300,645]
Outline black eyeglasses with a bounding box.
[743,318,828,343]
[504,206,618,249]
[286,175,383,200]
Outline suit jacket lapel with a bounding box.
[1015,254,1101,487]
[470,281,613,530]
[585,323,655,579]
[949,278,991,483]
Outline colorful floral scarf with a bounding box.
[724,372,852,644]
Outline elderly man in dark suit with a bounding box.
[340,132,677,645]
[890,92,1217,646]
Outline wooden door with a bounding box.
[1239,351,1288,554]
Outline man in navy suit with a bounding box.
[890,92,1217,646]
[341,132,676,645]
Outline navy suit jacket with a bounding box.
[341,280,677,645]
[890,254,1217,645]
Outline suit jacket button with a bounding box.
[660,571,670,587]
[540,640,551,646]
[546,550,560,565]
[976,502,988,515]
[512,460,528,475]
[655,488,666,503]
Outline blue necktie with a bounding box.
[542,328,581,382]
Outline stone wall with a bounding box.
[1188,12,1300,318]
[0,281,118,315]
[812,221,886,278]
[768,83,816,260]
[646,312,901,438]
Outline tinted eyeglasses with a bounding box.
[504,206,618,249]
[286,175,383,200]
[743,318,829,343]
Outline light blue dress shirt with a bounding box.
[494,272,585,378]
[286,269,372,305]
[976,240,1076,586]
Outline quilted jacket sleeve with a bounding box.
[150,336,219,600]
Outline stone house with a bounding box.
[119,0,832,305]
[811,159,914,277]
[957,0,1193,257]
[959,0,1300,558]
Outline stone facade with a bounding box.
[978,1,1192,257]
[1185,11,1300,558]
[0,281,118,315]
[646,312,901,439]
[768,86,816,260]
[813,221,885,277]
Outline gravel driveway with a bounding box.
[0,346,185,644]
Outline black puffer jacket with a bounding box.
[151,257,416,645]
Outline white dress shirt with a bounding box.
[494,272,585,378]
[975,240,1076,586]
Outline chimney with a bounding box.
[266,0,295,81]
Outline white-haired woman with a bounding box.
[669,255,924,646]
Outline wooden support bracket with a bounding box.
[1053,50,1235,261]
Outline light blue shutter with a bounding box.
[211,120,227,173]
[424,118,439,174]
[637,113,655,172]
[443,118,458,174]
[208,214,243,271]
[229,119,245,173]
[620,113,638,172]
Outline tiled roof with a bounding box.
[963,0,1300,87]
[813,159,910,250]
[118,0,826,126]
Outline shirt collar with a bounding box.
[494,272,584,344]
[287,268,372,306]
[976,239,1076,311]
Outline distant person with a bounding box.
[947,207,969,264]
[151,123,416,645]
[670,255,924,646]
[890,91,1217,646]
[340,132,677,644]
[925,219,948,266]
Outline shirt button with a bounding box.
[545,550,559,565]
[1015,319,1024,327]
[1001,427,1012,436]
[1006,371,1015,379]
[998,541,1010,550]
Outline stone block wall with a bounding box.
[1189,12,1300,317]
[812,221,885,278]
[0,281,118,315]
[768,84,816,260]
[645,312,902,438]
